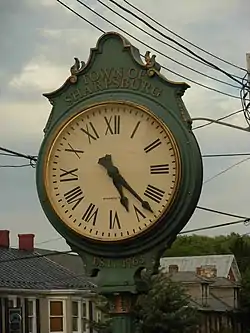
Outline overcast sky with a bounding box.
[0,0,250,251]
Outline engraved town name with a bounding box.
[93,255,145,269]
[65,67,162,106]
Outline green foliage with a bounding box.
[89,233,250,332]
[165,233,250,329]
[88,271,199,333]
[134,271,199,333]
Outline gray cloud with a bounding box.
[0,0,249,251]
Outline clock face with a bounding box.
[44,102,181,242]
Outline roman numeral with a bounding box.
[64,186,84,210]
[109,210,121,229]
[144,185,165,203]
[130,121,141,139]
[60,168,78,182]
[82,203,99,226]
[81,122,99,144]
[150,164,170,174]
[144,138,162,153]
[133,205,146,222]
[104,115,120,135]
[65,143,84,159]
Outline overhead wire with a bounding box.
[2,215,249,264]
[123,0,246,72]
[94,0,239,90]
[180,219,248,235]
[203,157,250,184]
[202,153,250,158]
[196,206,250,221]
[108,0,245,86]
[192,109,244,130]
[56,0,244,101]
[0,164,32,168]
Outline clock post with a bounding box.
[36,32,203,333]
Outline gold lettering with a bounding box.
[83,85,92,95]
[64,67,162,105]
[101,68,113,80]
[130,78,141,90]
[93,80,103,92]
[151,87,162,97]
[113,68,123,78]
[121,78,130,88]
[139,69,147,78]
[128,68,139,79]
[72,88,82,101]
[90,71,100,82]
[141,81,152,94]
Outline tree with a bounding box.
[89,270,199,333]
[134,271,199,333]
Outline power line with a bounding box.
[122,0,246,73]
[3,216,249,264]
[0,147,37,162]
[202,153,250,158]
[180,219,247,235]
[56,0,244,100]
[109,0,245,86]
[192,109,243,130]
[0,250,72,264]
[197,206,250,221]
[0,164,31,168]
[203,157,250,184]
[36,237,63,245]
[95,0,239,90]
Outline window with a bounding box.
[49,300,64,332]
[82,302,87,332]
[8,296,17,308]
[27,299,36,333]
[72,301,79,332]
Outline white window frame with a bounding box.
[71,299,81,333]
[8,296,17,307]
[27,298,37,333]
[71,299,89,333]
[48,298,66,333]
[82,300,88,333]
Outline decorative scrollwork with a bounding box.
[144,51,161,76]
[69,57,85,84]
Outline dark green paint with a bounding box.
[36,31,203,333]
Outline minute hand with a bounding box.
[118,175,153,212]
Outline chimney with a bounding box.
[18,234,35,251]
[0,230,10,248]
[196,266,202,276]
[200,265,217,278]
[169,264,179,274]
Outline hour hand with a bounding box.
[98,154,129,212]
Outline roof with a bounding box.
[0,247,95,291]
[160,254,241,281]
[189,293,234,312]
[168,272,238,312]
[168,271,239,287]
[34,248,86,276]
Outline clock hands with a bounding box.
[116,175,153,212]
[98,155,129,211]
[98,154,153,213]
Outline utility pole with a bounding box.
[247,53,250,100]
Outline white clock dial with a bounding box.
[44,102,181,241]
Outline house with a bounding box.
[161,255,242,333]
[0,230,98,333]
